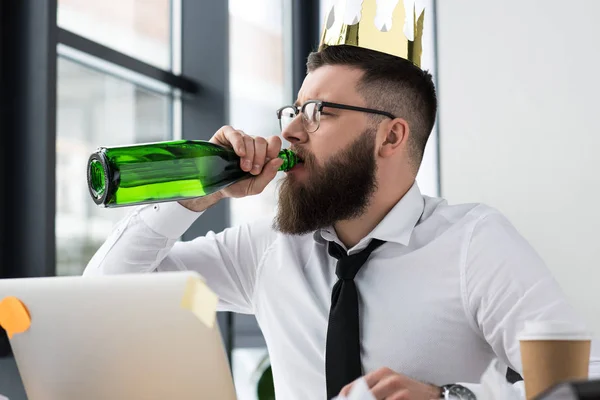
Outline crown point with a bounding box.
[319,0,426,66]
[343,0,363,25]
[326,5,336,29]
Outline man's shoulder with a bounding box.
[422,195,504,228]
[424,196,535,261]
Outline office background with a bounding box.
[1,0,599,399]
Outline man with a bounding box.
[84,45,600,399]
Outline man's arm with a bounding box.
[460,210,600,397]
[83,200,277,314]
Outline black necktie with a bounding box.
[325,238,385,399]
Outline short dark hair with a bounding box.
[306,45,437,169]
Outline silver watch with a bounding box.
[440,384,477,400]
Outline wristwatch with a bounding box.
[440,384,477,400]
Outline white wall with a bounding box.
[436,0,600,333]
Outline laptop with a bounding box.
[0,271,237,400]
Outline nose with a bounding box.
[281,115,309,145]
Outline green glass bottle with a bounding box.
[87,140,297,208]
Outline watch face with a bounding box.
[449,385,477,400]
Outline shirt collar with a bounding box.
[313,181,425,248]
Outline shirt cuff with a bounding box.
[139,201,204,240]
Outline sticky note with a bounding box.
[180,276,218,328]
[0,297,31,339]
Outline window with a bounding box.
[228,0,291,227]
[226,1,292,398]
[55,58,172,276]
[57,0,171,69]
[55,0,181,276]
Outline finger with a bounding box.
[251,136,268,175]
[384,389,410,400]
[365,367,394,388]
[216,126,246,157]
[371,376,403,400]
[265,135,283,161]
[339,382,354,397]
[247,158,283,195]
[241,134,255,172]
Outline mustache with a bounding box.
[290,147,315,167]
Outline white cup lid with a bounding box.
[519,321,592,341]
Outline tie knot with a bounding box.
[328,239,385,280]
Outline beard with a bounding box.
[273,128,378,235]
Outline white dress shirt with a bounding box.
[84,182,600,399]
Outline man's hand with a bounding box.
[339,367,441,400]
[179,126,284,212]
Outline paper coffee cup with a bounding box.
[519,321,592,400]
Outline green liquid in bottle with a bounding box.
[87,140,297,208]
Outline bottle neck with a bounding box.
[277,149,297,171]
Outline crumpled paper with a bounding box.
[331,377,375,400]
[479,359,525,400]
[332,358,525,400]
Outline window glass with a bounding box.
[228,0,288,227]
[55,57,171,276]
[58,0,171,69]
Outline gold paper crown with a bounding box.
[320,0,425,67]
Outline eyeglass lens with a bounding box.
[279,102,320,133]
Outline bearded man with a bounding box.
[84,44,600,400]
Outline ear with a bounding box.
[378,118,409,158]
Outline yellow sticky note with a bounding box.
[0,296,31,338]
[180,276,218,328]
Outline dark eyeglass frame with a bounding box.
[276,100,396,133]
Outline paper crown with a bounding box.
[319,0,425,67]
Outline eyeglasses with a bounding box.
[276,100,396,133]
